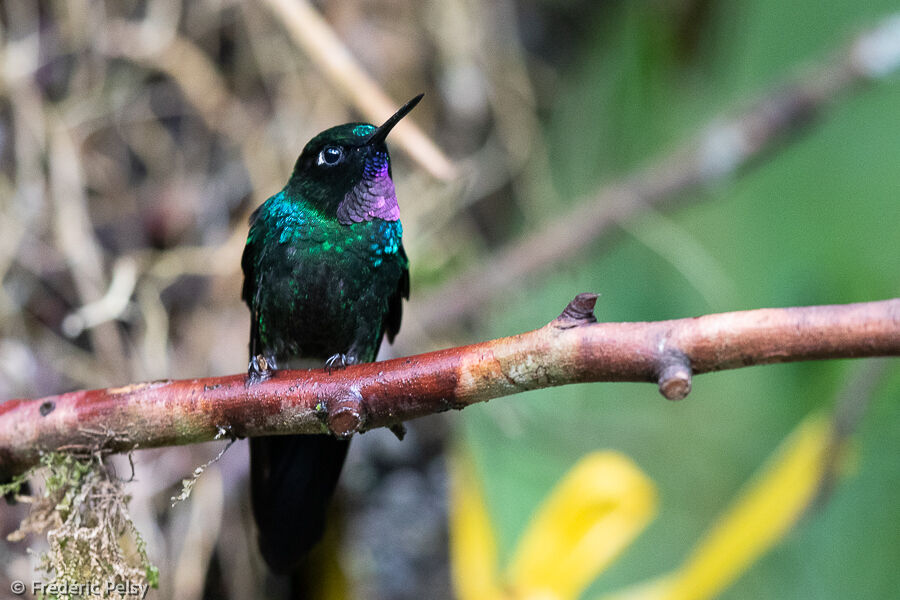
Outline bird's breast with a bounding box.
[254,219,403,357]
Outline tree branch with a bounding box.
[1,296,897,475]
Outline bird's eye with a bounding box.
[317,146,344,167]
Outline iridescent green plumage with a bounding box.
[241,96,420,574]
[243,188,407,363]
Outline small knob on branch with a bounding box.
[554,293,599,329]
[325,389,367,438]
[657,352,692,401]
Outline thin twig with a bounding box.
[261,0,457,181]
[49,117,127,378]
[409,13,900,337]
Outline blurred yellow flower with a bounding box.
[603,412,844,600]
[451,451,658,600]
[451,411,844,600]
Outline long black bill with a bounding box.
[366,93,424,146]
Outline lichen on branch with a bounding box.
[7,452,158,599]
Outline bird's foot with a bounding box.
[247,354,277,385]
[325,353,356,374]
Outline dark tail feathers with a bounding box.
[250,433,350,574]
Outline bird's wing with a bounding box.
[242,205,265,357]
[384,243,409,344]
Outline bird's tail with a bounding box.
[250,433,350,574]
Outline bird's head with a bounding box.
[287,94,423,224]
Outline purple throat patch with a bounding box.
[336,155,400,224]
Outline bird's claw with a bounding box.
[325,353,356,374]
[247,354,277,384]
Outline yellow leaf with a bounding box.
[507,452,658,600]
[449,451,506,600]
[600,412,842,600]
[598,574,677,600]
[664,413,835,600]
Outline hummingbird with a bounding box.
[241,95,420,574]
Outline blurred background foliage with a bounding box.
[0,1,897,599]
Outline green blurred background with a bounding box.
[465,2,900,598]
[0,1,897,598]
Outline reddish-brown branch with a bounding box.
[1,296,897,475]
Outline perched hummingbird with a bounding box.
[241,95,420,573]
